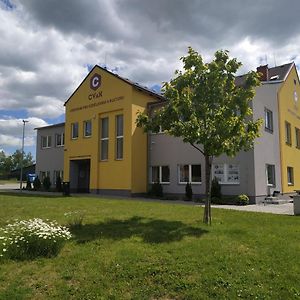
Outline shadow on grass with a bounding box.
[71,216,208,244]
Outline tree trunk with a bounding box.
[203,154,212,225]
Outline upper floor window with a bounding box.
[116,115,123,160]
[295,127,300,149]
[178,164,201,184]
[71,122,79,139]
[55,133,64,147]
[287,166,294,186]
[100,117,109,161]
[213,163,240,184]
[285,121,292,145]
[264,108,273,132]
[151,166,170,184]
[41,136,51,149]
[84,120,92,137]
[266,164,275,186]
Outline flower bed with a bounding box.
[0,218,71,260]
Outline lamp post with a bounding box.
[20,120,29,190]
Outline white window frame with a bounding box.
[71,122,79,139]
[55,133,64,147]
[285,121,292,145]
[53,170,64,183]
[212,163,240,185]
[41,136,51,149]
[84,120,92,137]
[100,117,109,161]
[116,115,124,160]
[287,166,294,186]
[264,108,273,132]
[266,164,276,187]
[178,164,201,184]
[151,166,170,184]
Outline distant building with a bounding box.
[35,63,300,202]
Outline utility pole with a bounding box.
[20,120,29,190]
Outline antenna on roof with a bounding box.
[273,54,277,67]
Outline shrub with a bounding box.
[211,196,222,204]
[26,178,32,190]
[236,194,249,206]
[211,177,222,199]
[56,176,62,192]
[149,182,163,198]
[43,176,51,191]
[0,218,71,260]
[33,177,41,190]
[185,183,193,201]
[64,211,85,228]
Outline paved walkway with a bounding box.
[0,183,296,216]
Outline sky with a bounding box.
[1,0,300,159]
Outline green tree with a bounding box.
[136,47,262,224]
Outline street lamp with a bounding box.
[20,120,29,190]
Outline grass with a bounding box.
[0,178,18,185]
[0,193,300,299]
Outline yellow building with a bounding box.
[63,66,163,195]
[277,63,300,193]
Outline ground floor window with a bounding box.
[53,170,64,183]
[266,164,275,186]
[178,164,201,184]
[287,166,294,186]
[151,166,170,184]
[213,164,239,184]
[39,171,50,181]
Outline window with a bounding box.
[287,167,294,185]
[53,170,63,183]
[264,108,273,132]
[84,120,92,137]
[41,136,51,148]
[71,122,79,139]
[40,171,50,180]
[178,164,201,184]
[213,164,240,184]
[55,133,64,147]
[296,127,300,149]
[266,164,275,186]
[116,115,123,160]
[151,166,170,184]
[100,117,109,160]
[285,121,292,145]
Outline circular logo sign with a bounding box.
[90,73,101,90]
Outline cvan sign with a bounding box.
[90,73,101,90]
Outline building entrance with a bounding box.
[70,159,90,193]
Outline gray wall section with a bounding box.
[149,134,255,198]
[149,83,282,203]
[252,83,282,199]
[35,125,65,185]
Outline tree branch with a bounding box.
[190,143,205,156]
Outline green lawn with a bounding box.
[0,194,299,299]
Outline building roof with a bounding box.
[64,65,165,106]
[235,62,294,86]
[34,122,65,130]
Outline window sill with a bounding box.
[286,142,292,146]
[55,145,64,147]
[178,182,202,185]
[264,127,273,134]
[151,182,170,185]
[100,159,108,162]
[84,135,91,138]
[267,184,275,187]
[219,182,240,185]
[288,183,294,186]
[41,147,51,149]
[71,137,78,140]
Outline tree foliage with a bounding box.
[136,47,262,224]
[0,150,34,178]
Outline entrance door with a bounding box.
[77,160,90,193]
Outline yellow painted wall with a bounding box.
[131,90,157,193]
[64,65,160,193]
[278,65,300,193]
